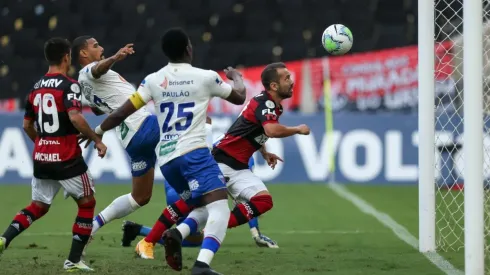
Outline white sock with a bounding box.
[176,207,208,238]
[196,199,230,265]
[250,227,259,237]
[91,193,141,235]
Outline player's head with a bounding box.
[44,37,72,68]
[161,28,193,63]
[261,62,294,99]
[72,36,105,65]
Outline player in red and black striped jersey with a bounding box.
[0,38,107,272]
[25,70,92,179]
[213,62,310,233]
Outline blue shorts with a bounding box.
[125,115,159,177]
[160,148,226,205]
[165,155,255,204]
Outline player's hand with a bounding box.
[262,152,283,170]
[94,141,107,158]
[113,43,135,61]
[224,66,242,80]
[297,124,310,135]
[77,133,91,148]
[77,133,103,149]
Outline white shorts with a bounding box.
[218,163,268,202]
[31,171,95,205]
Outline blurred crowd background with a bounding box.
[0,0,430,113]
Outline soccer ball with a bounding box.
[322,24,353,55]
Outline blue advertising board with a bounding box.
[0,112,418,185]
[0,112,472,185]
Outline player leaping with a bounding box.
[91,28,247,275]
[212,62,310,231]
[133,62,309,271]
[0,37,107,272]
[71,36,160,252]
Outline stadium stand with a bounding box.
[0,0,418,100]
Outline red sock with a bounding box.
[72,200,96,241]
[228,195,273,228]
[14,202,47,229]
[68,199,96,263]
[145,199,190,244]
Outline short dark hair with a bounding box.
[261,62,287,90]
[161,28,189,61]
[71,35,92,63]
[44,37,71,65]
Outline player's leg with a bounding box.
[92,116,159,236]
[60,171,96,272]
[0,177,55,254]
[220,163,278,247]
[244,156,275,246]
[162,148,230,274]
[220,163,273,227]
[135,169,193,259]
[123,180,203,247]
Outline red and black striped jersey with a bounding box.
[24,73,87,180]
[213,91,283,170]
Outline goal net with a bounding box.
[429,0,490,272]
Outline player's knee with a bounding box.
[31,201,50,217]
[78,197,96,209]
[250,194,274,213]
[132,193,152,206]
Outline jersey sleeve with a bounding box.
[206,70,232,99]
[64,82,83,112]
[24,94,34,120]
[131,76,153,109]
[254,99,279,126]
[82,62,98,80]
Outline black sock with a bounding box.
[2,223,24,247]
[68,237,88,263]
[194,260,210,268]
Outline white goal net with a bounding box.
[432,0,490,272]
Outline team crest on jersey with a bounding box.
[265,100,275,108]
[160,77,168,89]
[70,83,80,94]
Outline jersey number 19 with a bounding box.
[33,93,59,134]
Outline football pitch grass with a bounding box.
[0,184,464,275]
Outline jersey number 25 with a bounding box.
[159,102,195,133]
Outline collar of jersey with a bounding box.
[168,62,192,67]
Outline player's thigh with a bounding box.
[125,115,159,180]
[31,177,61,205]
[58,170,95,200]
[164,180,182,205]
[183,149,227,198]
[218,163,267,201]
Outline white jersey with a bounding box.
[78,62,151,148]
[137,63,232,166]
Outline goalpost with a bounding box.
[418,0,485,274]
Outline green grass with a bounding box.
[0,184,462,274]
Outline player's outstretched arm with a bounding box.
[224,67,246,105]
[69,109,107,157]
[263,123,310,138]
[91,44,135,79]
[22,119,37,142]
